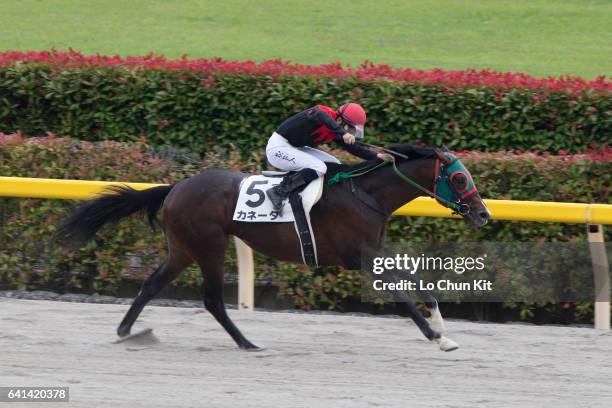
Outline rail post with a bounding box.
[234,237,255,311]
[587,224,610,330]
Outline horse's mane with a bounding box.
[325,143,437,179]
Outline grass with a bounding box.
[0,0,610,79]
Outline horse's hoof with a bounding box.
[434,335,459,352]
[117,327,130,338]
[245,346,266,352]
[241,343,265,352]
[113,328,155,344]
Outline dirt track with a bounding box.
[1,298,611,407]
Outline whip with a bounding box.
[356,141,409,160]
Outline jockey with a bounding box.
[266,102,384,213]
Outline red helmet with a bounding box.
[337,103,366,138]
[337,103,366,126]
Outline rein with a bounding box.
[327,156,465,214]
[388,158,462,212]
[326,160,389,185]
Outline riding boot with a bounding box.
[266,168,319,214]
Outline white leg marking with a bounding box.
[428,305,447,335]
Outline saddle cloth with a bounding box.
[232,173,324,223]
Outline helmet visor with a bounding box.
[344,124,365,139]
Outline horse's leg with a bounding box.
[389,272,459,351]
[355,256,454,349]
[395,300,439,340]
[416,291,447,335]
[398,274,447,334]
[117,250,192,337]
[347,253,433,339]
[195,234,259,350]
[395,299,458,351]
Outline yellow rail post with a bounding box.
[235,237,255,311]
[588,224,610,330]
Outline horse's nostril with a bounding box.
[479,211,489,220]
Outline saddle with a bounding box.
[261,170,289,177]
[233,172,324,267]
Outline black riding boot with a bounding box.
[266,168,319,214]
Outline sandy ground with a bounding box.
[1,298,611,408]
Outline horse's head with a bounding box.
[431,147,491,227]
[384,144,491,228]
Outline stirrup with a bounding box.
[266,187,287,214]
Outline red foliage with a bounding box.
[0,49,609,93]
[456,145,611,162]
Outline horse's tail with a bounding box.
[54,184,174,247]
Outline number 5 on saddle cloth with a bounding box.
[232,171,324,267]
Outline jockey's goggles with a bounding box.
[342,123,365,139]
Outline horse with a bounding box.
[54,143,491,352]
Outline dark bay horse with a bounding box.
[55,144,490,351]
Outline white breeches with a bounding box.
[266,132,340,176]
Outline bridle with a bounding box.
[386,154,477,216]
[431,154,479,216]
[327,146,478,216]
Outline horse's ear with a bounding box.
[442,144,451,152]
[433,148,451,164]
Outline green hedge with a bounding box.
[0,135,256,293]
[0,136,610,322]
[0,64,609,154]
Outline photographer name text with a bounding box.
[373,279,493,291]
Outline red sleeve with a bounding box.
[307,106,345,138]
